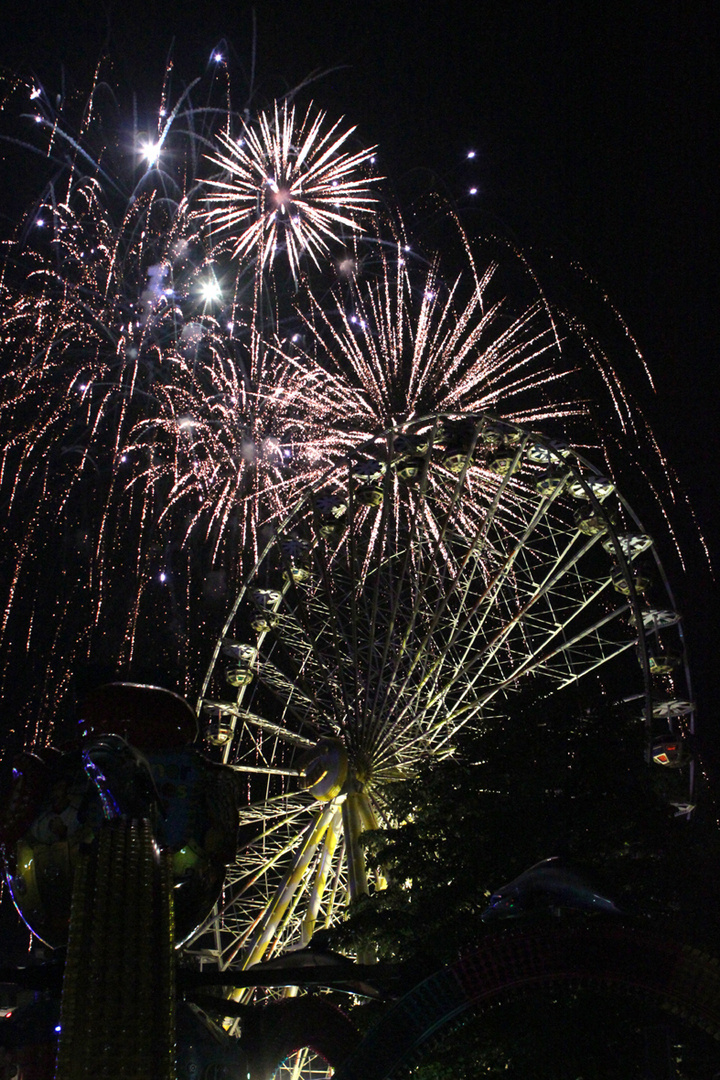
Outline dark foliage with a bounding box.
[335,693,720,1076]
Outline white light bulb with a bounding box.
[140,140,161,167]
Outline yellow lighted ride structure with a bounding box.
[189,412,696,1076]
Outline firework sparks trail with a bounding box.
[0,73,239,731]
[277,212,667,446]
[0,71,384,738]
[130,336,330,564]
[290,248,574,435]
[0,64,694,747]
[136,212,616,606]
[201,101,379,282]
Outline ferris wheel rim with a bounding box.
[186,410,696,1076]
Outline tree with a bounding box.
[337,691,720,1077]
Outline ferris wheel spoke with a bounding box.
[353,486,395,695]
[459,499,577,631]
[305,554,360,717]
[410,509,626,716]
[182,810,321,955]
[235,803,337,970]
[441,594,631,716]
[254,655,322,728]
[233,708,315,748]
[277,568,356,731]
[359,491,427,742]
[549,639,638,690]
[475,622,637,706]
[267,863,318,957]
[380,480,566,712]
[202,699,315,751]
[275,583,346,684]
[242,789,316,813]
[231,762,301,777]
[359,540,444,753]
[457,560,617,686]
[342,793,370,899]
[301,807,343,943]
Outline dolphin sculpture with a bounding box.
[481,858,621,920]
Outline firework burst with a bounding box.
[268,216,644,461]
[129,331,329,565]
[202,101,379,281]
[0,63,691,746]
[0,173,215,729]
[0,74,380,736]
[0,67,248,734]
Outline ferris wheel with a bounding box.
[188,411,695,1076]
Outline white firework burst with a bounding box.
[202,101,379,281]
[276,231,582,453]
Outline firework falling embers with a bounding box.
[0,76,234,732]
[0,77,380,735]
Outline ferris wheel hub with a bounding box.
[298,739,350,801]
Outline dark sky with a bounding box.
[1,1,718,760]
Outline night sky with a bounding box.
[1,2,718,761]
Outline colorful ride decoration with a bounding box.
[0,684,241,947]
[0,683,246,1080]
[55,818,176,1080]
[334,923,720,1080]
